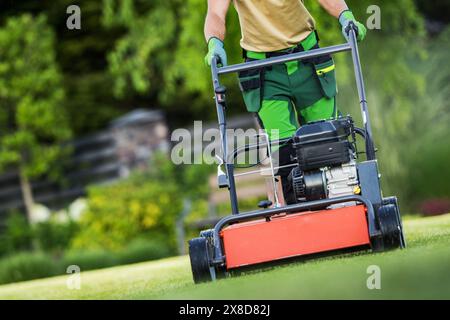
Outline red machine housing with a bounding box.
[221,205,370,269]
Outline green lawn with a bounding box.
[0,214,449,299]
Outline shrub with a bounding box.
[32,220,78,252]
[0,252,58,285]
[63,237,174,271]
[33,219,79,253]
[0,238,175,285]
[0,212,79,257]
[0,213,33,257]
[70,175,182,251]
[62,250,118,272]
[69,154,195,251]
[117,238,173,265]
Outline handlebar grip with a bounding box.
[345,20,358,37]
[211,55,218,68]
[211,54,224,71]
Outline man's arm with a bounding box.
[204,0,231,66]
[317,0,367,41]
[317,0,348,18]
[204,0,231,42]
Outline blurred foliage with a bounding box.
[116,237,173,264]
[0,237,176,285]
[0,1,131,134]
[102,0,425,118]
[0,1,447,223]
[33,218,79,253]
[403,27,450,205]
[419,199,450,216]
[71,174,181,251]
[71,153,212,251]
[0,0,433,130]
[348,26,449,208]
[0,251,58,285]
[62,249,117,271]
[415,0,450,24]
[0,213,33,255]
[0,212,78,257]
[0,14,71,180]
[65,239,173,272]
[336,35,426,203]
[0,153,213,284]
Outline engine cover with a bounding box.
[292,117,354,171]
[288,116,359,203]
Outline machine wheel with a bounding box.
[199,229,228,280]
[370,236,385,252]
[188,237,216,284]
[199,229,214,239]
[377,204,403,250]
[382,197,406,248]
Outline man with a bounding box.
[204,0,366,203]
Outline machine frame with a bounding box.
[189,24,405,283]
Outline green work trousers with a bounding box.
[238,32,339,141]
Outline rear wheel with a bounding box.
[377,204,403,250]
[188,237,216,284]
[199,229,228,280]
[383,197,406,248]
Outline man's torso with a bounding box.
[233,0,316,52]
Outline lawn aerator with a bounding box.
[189,24,406,283]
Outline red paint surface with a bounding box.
[221,205,370,269]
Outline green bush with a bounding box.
[0,252,58,285]
[70,173,182,251]
[0,237,176,285]
[0,212,79,257]
[117,238,173,265]
[63,237,174,272]
[70,154,213,252]
[63,236,175,271]
[33,219,79,253]
[0,213,33,257]
[62,250,118,272]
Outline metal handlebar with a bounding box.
[215,43,351,75]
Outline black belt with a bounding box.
[243,30,320,60]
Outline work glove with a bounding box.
[204,37,228,67]
[339,10,367,42]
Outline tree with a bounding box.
[0,14,72,222]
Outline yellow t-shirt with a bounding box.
[233,0,316,52]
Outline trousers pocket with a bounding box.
[313,57,337,99]
[238,69,262,112]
